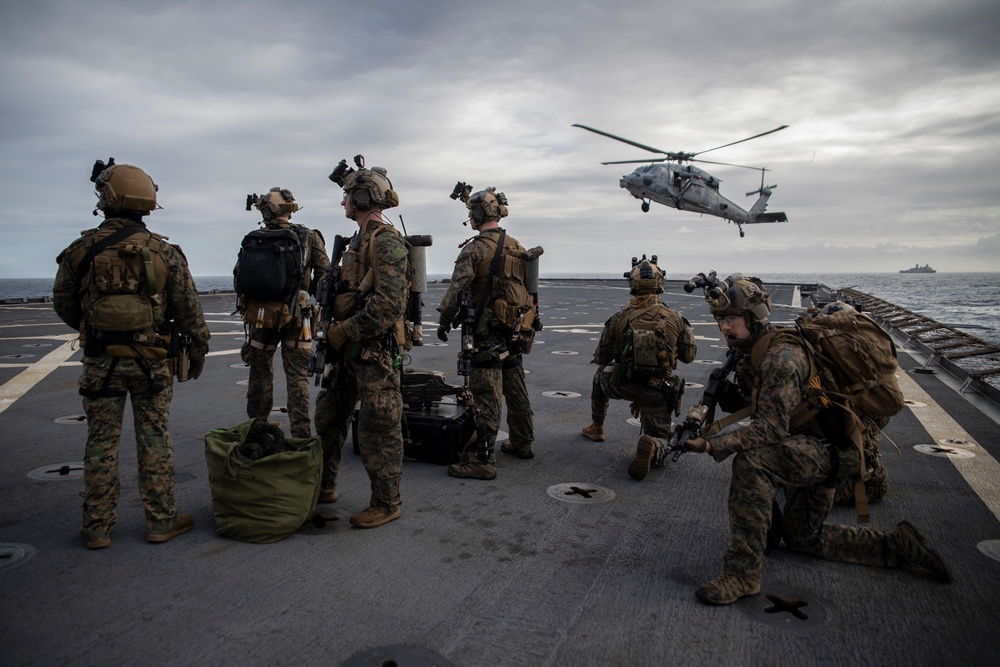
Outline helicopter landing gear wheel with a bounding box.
[739,227,745,238]
[641,200,650,213]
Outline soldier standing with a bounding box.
[313,160,407,528]
[683,274,950,604]
[581,255,697,480]
[436,186,538,480]
[236,188,329,438]
[53,159,210,549]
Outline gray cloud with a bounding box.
[1,0,998,280]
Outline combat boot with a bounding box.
[628,435,658,480]
[581,423,605,442]
[319,488,340,503]
[696,572,761,605]
[447,461,497,480]
[349,506,401,529]
[500,440,534,459]
[146,514,194,544]
[83,530,111,550]
[891,521,951,583]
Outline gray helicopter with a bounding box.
[574,123,789,237]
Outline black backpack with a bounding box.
[234,227,307,302]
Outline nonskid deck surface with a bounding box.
[1,280,999,666]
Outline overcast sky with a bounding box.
[2,0,998,279]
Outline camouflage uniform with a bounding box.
[706,339,901,582]
[241,222,329,437]
[590,293,697,464]
[437,227,535,464]
[53,217,210,543]
[314,221,407,513]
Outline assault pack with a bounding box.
[748,302,905,427]
[473,229,541,351]
[234,224,312,329]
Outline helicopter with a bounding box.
[573,123,789,237]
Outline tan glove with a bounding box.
[327,322,348,352]
[685,437,709,453]
[188,357,205,380]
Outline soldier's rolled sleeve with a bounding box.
[341,231,407,341]
[708,342,807,460]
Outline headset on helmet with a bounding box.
[90,158,158,215]
[705,273,772,326]
[624,254,664,295]
[328,155,399,211]
[246,187,299,222]
[449,181,508,226]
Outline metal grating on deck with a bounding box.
[833,287,1000,398]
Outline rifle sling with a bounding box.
[474,229,506,332]
[79,226,148,279]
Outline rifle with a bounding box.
[309,233,349,386]
[454,288,487,461]
[667,348,738,458]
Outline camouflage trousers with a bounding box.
[462,355,534,462]
[314,348,404,513]
[725,433,898,580]
[591,366,674,438]
[78,355,182,540]
[242,327,313,438]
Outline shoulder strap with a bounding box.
[475,229,506,322]
[79,226,148,278]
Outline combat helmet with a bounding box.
[705,273,772,328]
[341,167,399,211]
[92,162,158,215]
[626,254,664,295]
[253,187,299,222]
[467,188,508,225]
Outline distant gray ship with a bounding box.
[900,263,936,274]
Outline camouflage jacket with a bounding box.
[339,220,408,343]
[707,340,816,461]
[53,217,211,361]
[593,293,697,370]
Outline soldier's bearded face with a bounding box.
[717,315,751,343]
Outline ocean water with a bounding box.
[5,272,999,346]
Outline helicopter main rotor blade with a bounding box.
[601,158,669,165]
[692,125,788,157]
[573,124,673,156]
[692,158,769,171]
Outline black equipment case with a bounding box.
[352,402,475,465]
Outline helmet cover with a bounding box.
[467,187,508,223]
[94,164,158,214]
[628,257,664,295]
[706,275,772,325]
[341,166,399,210]
[256,187,299,221]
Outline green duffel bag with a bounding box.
[205,419,322,543]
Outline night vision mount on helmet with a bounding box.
[625,254,664,295]
[328,154,399,211]
[687,270,771,326]
[90,158,159,216]
[245,188,299,222]
[449,181,508,226]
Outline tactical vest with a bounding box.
[468,230,535,342]
[79,225,171,359]
[331,221,412,352]
[612,300,684,381]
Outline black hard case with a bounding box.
[352,402,474,465]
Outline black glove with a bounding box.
[436,325,449,342]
